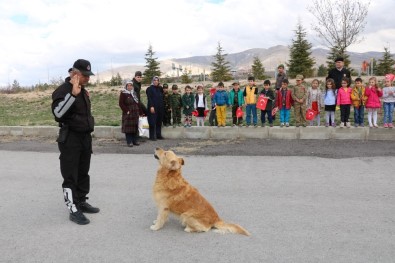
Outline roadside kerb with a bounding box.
[0,126,393,140]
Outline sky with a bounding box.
[0,0,394,86]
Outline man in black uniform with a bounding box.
[52,59,100,225]
[327,57,352,90]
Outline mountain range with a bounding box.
[91,45,385,82]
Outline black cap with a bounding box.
[135,71,142,77]
[248,76,255,81]
[163,83,168,88]
[218,82,224,87]
[335,57,344,62]
[73,59,94,76]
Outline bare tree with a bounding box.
[308,0,370,58]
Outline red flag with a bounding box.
[256,95,268,110]
[272,107,278,116]
[236,107,243,118]
[305,109,317,120]
[210,88,216,97]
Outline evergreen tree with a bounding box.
[376,47,395,76]
[211,42,232,82]
[326,45,351,69]
[251,56,266,80]
[317,64,328,77]
[143,44,161,84]
[287,22,315,78]
[110,73,122,86]
[181,70,192,84]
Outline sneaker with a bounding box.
[389,123,394,128]
[332,122,336,127]
[254,124,258,128]
[280,123,284,127]
[269,124,273,127]
[374,124,379,128]
[325,123,329,127]
[69,210,90,225]
[286,123,289,127]
[360,123,365,127]
[354,123,359,128]
[383,123,388,128]
[246,125,250,128]
[346,122,351,128]
[261,123,265,127]
[79,202,100,213]
[340,122,344,128]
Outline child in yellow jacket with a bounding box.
[351,77,367,127]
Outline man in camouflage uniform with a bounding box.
[291,74,307,127]
[169,84,182,127]
[162,83,172,127]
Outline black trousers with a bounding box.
[148,111,163,139]
[209,109,217,126]
[58,131,92,210]
[340,104,351,123]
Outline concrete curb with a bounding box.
[0,125,394,140]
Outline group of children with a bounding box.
[162,84,208,128]
[160,73,395,128]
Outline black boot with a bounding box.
[79,202,100,213]
[69,210,90,225]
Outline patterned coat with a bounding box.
[182,93,195,115]
[119,90,140,134]
[169,93,182,109]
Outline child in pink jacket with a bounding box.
[365,77,383,128]
[336,77,352,128]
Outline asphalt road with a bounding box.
[1,137,395,262]
[1,136,395,158]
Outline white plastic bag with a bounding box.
[138,116,149,137]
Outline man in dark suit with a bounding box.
[327,57,351,89]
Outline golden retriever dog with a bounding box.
[151,148,250,236]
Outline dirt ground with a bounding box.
[1,136,394,158]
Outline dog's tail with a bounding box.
[213,220,250,236]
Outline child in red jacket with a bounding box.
[336,77,352,128]
[365,77,383,128]
[276,79,293,127]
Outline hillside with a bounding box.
[91,45,386,83]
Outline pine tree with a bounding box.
[181,70,192,84]
[110,73,122,86]
[211,42,232,82]
[287,22,315,78]
[251,57,266,80]
[376,47,395,76]
[317,64,328,77]
[326,45,351,69]
[143,44,161,84]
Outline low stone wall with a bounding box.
[0,126,394,140]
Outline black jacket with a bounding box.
[52,80,94,133]
[327,67,351,89]
[132,77,147,114]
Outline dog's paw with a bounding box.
[150,224,161,231]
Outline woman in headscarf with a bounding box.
[119,80,141,146]
[146,76,164,140]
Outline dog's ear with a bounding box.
[179,158,184,166]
